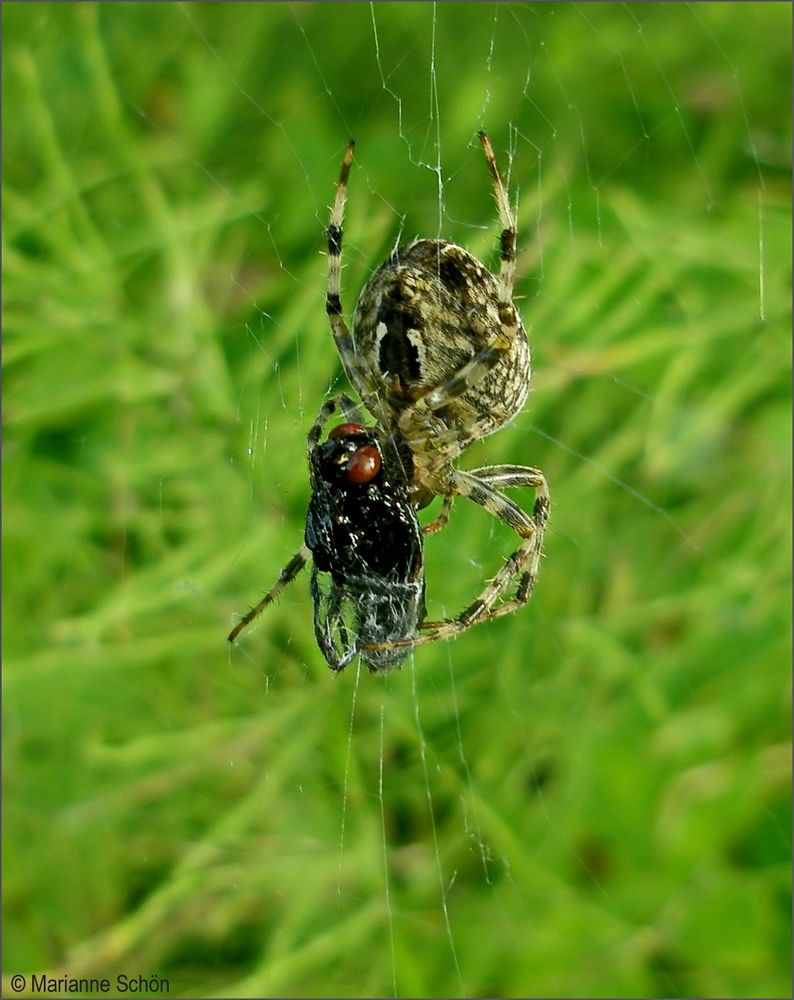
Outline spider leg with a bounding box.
[326,140,371,392]
[450,467,544,537]
[449,467,550,619]
[422,495,454,534]
[360,466,549,654]
[441,478,549,627]
[478,131,518,319]
[416,462,535,535]
[466,464,547,490]
[372,529,542,651]
[421,464,545,534]
[227,545,311,643]
[396,337,522,471]
[306,392,366,453]
[406,335,514,416]
[326,141,353,328]
[368,513,544,651]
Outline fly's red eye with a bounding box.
[346,445,381,484]
[329,422,367,439]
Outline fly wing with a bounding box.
[310,562,425,674]
[355,575,426,672]
[309,563,360,672]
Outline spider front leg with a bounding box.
[306,392,366,454]
[325,140,372,393]
[478,130,519,327]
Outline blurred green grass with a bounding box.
[3,3,791,998]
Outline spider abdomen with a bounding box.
[351,238,531,449]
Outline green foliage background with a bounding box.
[4,3,791,998]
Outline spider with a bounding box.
[228,132,549,666]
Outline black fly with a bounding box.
[306,422,425,672]
[228,399,425,673]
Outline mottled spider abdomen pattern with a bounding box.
[305,425,426,672]
[351,239,531,451]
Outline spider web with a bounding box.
[8,3,786,998]
[168,4,774,995]
[228,6,780,994]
